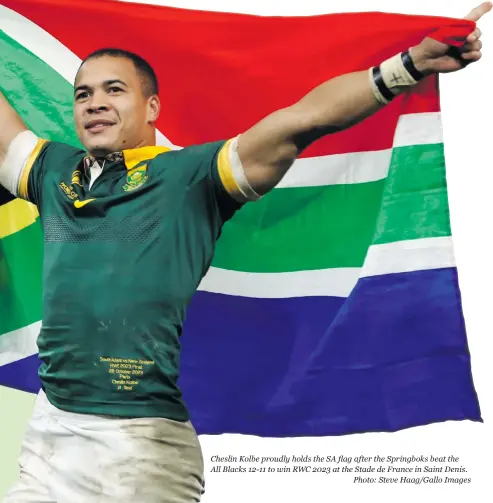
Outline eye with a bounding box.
[75,91,89,101]
[108,86,123,93]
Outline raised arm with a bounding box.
[0,91,28,165]
[0,91,40,196]
[236,3,490,197]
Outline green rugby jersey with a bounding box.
[18,138,242,420]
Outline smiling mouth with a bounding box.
[85,121,115,133]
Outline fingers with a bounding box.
[467,27,482,42]
[461,50,482,61]
[462,39,483,51]
[462,19,485,63]
[464,1,493,21]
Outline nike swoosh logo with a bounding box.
[74,198,96,209]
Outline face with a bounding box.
[74,56,160,157]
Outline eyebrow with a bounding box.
[74,79,128,95]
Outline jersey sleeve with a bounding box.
[18,140,82,207]
[175,140,244,223]
[209,139,245,222]
[17,138,49,205]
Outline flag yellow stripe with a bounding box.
[0,199,39,239]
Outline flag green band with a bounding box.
[0,223,43,336]
[214,142,451,272]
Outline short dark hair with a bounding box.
[79,48,159,97]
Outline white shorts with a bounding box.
[3,390,205,503]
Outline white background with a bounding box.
[119,1,492,502]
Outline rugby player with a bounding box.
[0,3,489,502]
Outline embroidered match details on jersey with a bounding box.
[100,356,155,393]
[18,138,242,420]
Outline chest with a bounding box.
[38,159,217,247]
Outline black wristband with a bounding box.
[401,50,425,81]
[372,66,395,103]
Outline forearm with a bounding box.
[0,90,28,166]
[291,70,385,148]
[238,49,426,194]
[292,48,429,148]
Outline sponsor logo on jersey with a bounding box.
[74,198,96,209]
[59,181,78,200]
[60,177,97,208]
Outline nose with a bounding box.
[87,90,110,114]
[87,104,109,114]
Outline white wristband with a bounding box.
[369,50,423,106]
[0,130,39,197]
[380,52,419,94]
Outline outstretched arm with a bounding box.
[236,3,490,197]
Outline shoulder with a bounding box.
[176,141,226,160]
[122,141,226,168]
[40,140,85,160]
[150,141,226,166]
[142,141,227,182]
[36,141,86,172]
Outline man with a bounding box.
[0,2,489,502]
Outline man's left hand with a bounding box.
[411,1,491,75]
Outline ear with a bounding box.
[146,95,160,124]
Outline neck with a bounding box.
[125,133,156,151]
[89,132,157,158]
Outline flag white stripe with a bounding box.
[280,112,444,188]
[198,236,456,297]
[198,267,362,298]
[278,150,392,187]
[360,236,455,278]
[0,321,41,365]
[393,112,444,147]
